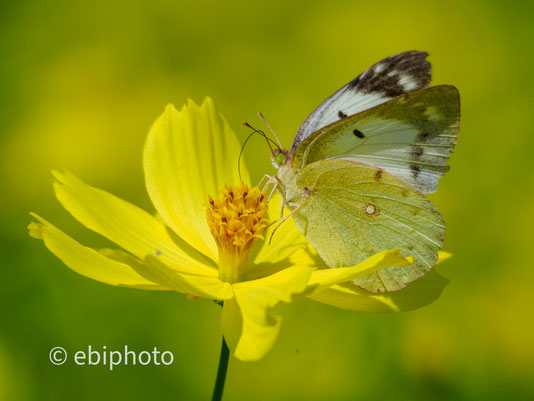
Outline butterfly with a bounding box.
[270,51,460,293]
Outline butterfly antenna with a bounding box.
[238,131,258,181]
[258,112,283,149]
[238,122,280,180]
[243,122,282,151]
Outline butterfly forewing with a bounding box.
[291,51,432,152]
[292,159,444,292]
[291,86,460,194]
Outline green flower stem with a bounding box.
[211,336,230,401]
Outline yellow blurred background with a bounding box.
[1,0,533,400]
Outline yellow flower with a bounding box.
[28,98,449,361]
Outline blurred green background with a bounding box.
[1,0,533,400]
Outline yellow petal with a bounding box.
[307,249,414,295]
[52,169,215,277]
[28,214,166,290]
[308,270,449,313]
[222,265,311,361]
[252,194,310,265]
[437,251,452,264]
[128,255,234,300]
[143,98,250,262]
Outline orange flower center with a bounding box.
[206,183,268,282]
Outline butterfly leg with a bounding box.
[257,174,272,190]
[259,174,280,203]
[268,204,302,245]
[266,179,279,203]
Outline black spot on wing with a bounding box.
[353,129,365,138]
[417,131,431,142]
[348,51,431,98]
[374,170,383,181]
[338,110,347,119]
[411,145,424,158]
[410,164,421,178]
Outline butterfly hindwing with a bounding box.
[291,51,432,152]
[291,86,460,194]
[289,159,444,292]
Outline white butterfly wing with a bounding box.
[291,51,432,152]
[291,86,460,194]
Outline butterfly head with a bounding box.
[271,148,289,169]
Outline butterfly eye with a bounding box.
[275,153,285,166]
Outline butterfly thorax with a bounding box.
[272,148,304,206]
[275,162,304,207]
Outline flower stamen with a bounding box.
[206,183,268,283]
